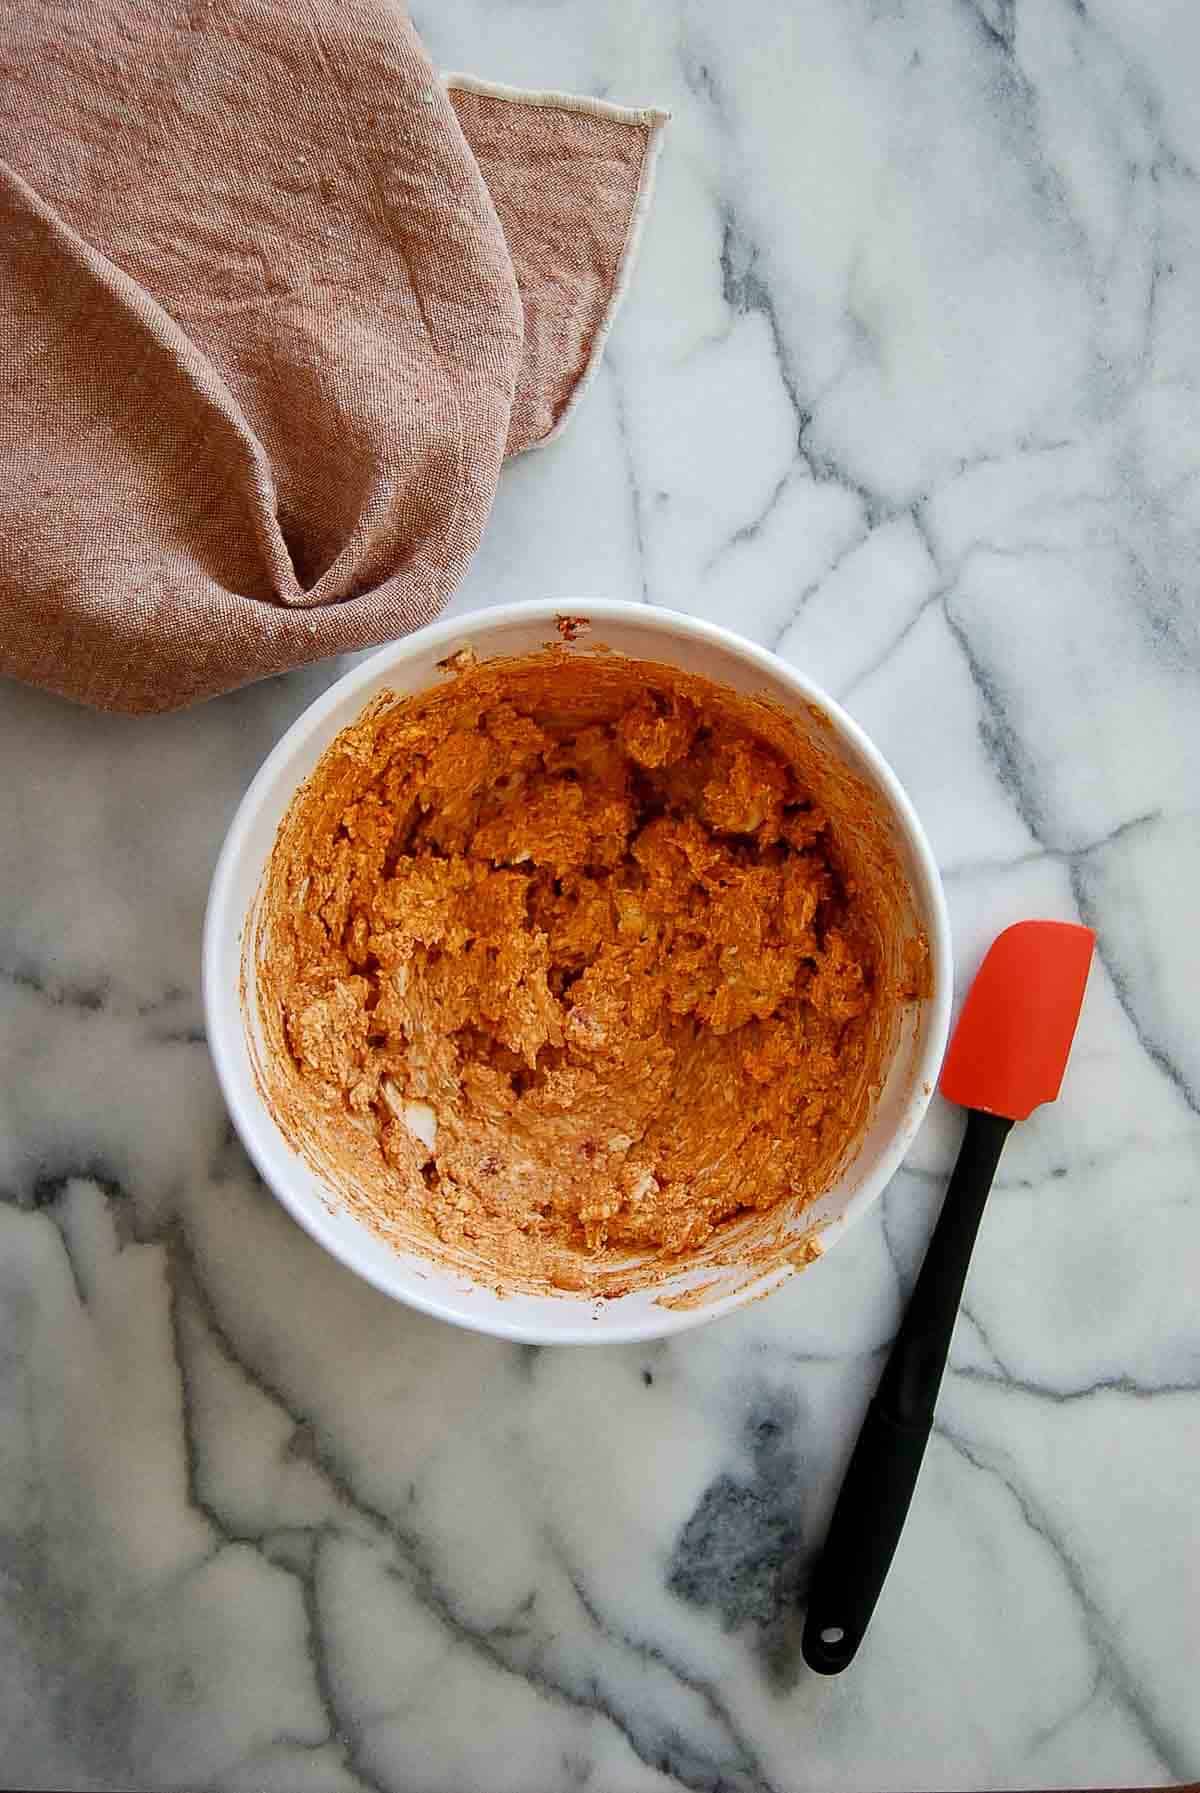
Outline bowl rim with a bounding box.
[203,597,953,1343]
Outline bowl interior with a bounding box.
[204,602,951,1343]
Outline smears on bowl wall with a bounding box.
[204,600,952,1343]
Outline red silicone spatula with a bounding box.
[802,920,1095,1674]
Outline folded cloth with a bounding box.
[0,2,665,712]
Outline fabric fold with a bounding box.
[447,77,667,457]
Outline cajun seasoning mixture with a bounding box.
[254,651,911,1295]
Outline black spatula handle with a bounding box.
[802,1107,1013,1674]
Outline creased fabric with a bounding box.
[0,0,665,712]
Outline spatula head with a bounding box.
[939,920,1095,1122]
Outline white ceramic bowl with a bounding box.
[204,600,951,1343]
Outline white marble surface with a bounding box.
[2,0,1200,1787]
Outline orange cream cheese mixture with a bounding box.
[254,650,917,1296]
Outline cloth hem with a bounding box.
[442,69,668,130]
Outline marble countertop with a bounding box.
[3,0,1199,1788]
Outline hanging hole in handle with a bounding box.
[802,1615,856,1673]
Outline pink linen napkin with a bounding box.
[0,1,665,712]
